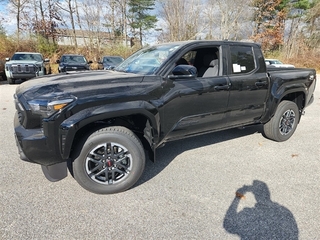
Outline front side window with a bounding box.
[230,46,256,74]
[172,47,220,77]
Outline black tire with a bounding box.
[263,101,299,142]
[1,73,7,81]
[72,126,145,194]
[7,77,15,84]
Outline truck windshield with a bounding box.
[11,53,43,62]
[115,43,181,75]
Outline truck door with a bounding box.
[226,45,269,126]
[161,75,230,141]
[160,47,229,141]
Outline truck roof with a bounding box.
[154,40,261,48]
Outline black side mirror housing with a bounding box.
[169,65,198,79]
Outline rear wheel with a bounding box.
[263,101,299,142]
[72,126,145,194]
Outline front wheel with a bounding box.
[7,77,15,84]
[1,73,7,81]
[263,101,300,142]
[72,126,145,194]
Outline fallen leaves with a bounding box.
[236,192,246,199]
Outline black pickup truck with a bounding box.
[14,40,316,194]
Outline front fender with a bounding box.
[59,101,159,159]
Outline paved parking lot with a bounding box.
[1,77,319,239]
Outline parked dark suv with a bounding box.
[56,54,92,73]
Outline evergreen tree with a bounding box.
[128,0,157,46]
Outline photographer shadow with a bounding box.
[223,180,299,240]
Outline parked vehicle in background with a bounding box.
[0,60,7,80]
[265,59,295,68]
[56,54,92,73]
[5,52,49,84]
[13,40,316,194]
[100,56,124,70]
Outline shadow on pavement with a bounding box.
[223,180,299,239]
[136,124,263,185]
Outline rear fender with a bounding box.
[262,70,316,123]
[260,84,307,123]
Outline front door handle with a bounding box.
[214,85,229,91]
[255,81,267,87]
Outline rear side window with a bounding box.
[230,46,255,74]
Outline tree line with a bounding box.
[0,0,319,69]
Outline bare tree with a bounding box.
[57,0,77,47]
[82,0,105,56]
[74,0,87,48]
[28,0,63,45]
[117,0,129,45]
[104,0,129,45]
[205,0,253,40]
[285,16,303,58]
[158,0,202,42]
[305,1,320,48]
[8,0,30,43]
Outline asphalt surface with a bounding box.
[1,76,319,240]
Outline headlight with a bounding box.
[36,65,42,71]
[28,98,75,117]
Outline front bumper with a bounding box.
[10,73,37,79]
[14,112,64,166]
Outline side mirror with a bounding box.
[44,58,50,62]
[56,59,60,64]
[169,65,197,79]
[88,60,93,64]
[5,57,10,61]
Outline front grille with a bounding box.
[66,66,87,71]
[15,101,26,125]
[18,111,24,125]
[11,64,37,73]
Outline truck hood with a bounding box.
[6,60,43,65]
[60,62,88,66]
[16,70,157,102]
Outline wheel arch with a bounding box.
[281,91,305,112]
[261,88,306,123]
[59,102,159,161]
